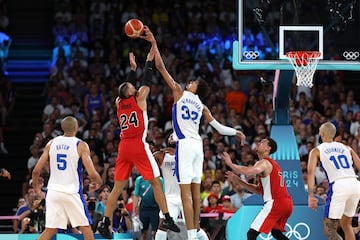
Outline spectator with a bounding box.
[27,144,41,174]
[83,82,108,123]
[203,192,221,214]
[102,163,115,190]
[112,199,132,233]
[219,195,236,214]
[341,91,360,117]
[202,180,222,208]
[0,31,11,73]
[229,179,253,210]
[92,184,111,231]
[2,79,16,125]
[225,81,247,115]
[12,197,30,233]
[0,88,7,153]
[133,175,162,240]
[42,96,66,123]
[20,195,45,234]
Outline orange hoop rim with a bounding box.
[285,51,321,59]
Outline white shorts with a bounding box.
[159,196,184,222]
[45,189,91,229]
[175,138,203,184]
[326,178,360,219]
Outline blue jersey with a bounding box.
[172,90,203,140]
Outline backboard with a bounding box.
[233,0,360,70]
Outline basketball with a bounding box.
[124,19,144,38]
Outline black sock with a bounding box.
[164,213,171,221]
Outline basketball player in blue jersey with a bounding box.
[141,26,246,240]
[31,116,103,240]
[153,133,209,240]
[307,122,360,240]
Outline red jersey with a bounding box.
[115,96,159,181]
[117,96,147,140]
[259,157,291,202]
[253,157,293,234]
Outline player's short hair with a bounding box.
[118,82,129,99]
[266,137,278,154]
[195,79,209,101]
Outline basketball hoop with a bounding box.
[285,51,321,88]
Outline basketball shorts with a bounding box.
[116,139,160,181]
[175,138,203,184]
[325,177,360,219]
[251,196,293,234]
[45,189,91,229]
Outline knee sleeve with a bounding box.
[247,228,260,240]
[271,229,289,240]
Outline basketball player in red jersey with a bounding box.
[223,137,293,240]
[98,40,180,239]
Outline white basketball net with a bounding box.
[286,51,321,88]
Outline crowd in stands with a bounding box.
[0,0,11,155]
[9,0,360,239]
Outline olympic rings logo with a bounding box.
[243,50,260,60]
[259,222,310,240]
[343,51,360,60]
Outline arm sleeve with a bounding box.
[209,119,237,136]
[142,60,154,87]
[126,70,136,86]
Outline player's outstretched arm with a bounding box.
[203,106,246,145]
[124,52,137,86]
[225,170,261,195]
[141,26,183,100]
[223,152,267,176]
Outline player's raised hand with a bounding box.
[225,171,240,184]
[236,130,246,146]
[129,52,137,70]
[140,26,156,43]
[221,152,233,167]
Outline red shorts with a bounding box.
[252,196,293,234]
[115,138,160,181]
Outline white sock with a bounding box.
[196,228,209,240]
[187,229,197,240]
[155,229,167,240]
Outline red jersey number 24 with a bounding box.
[119,111,139,130]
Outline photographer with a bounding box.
[20,195,45,233]
[92,184,110,231]
[112,200,132,233]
